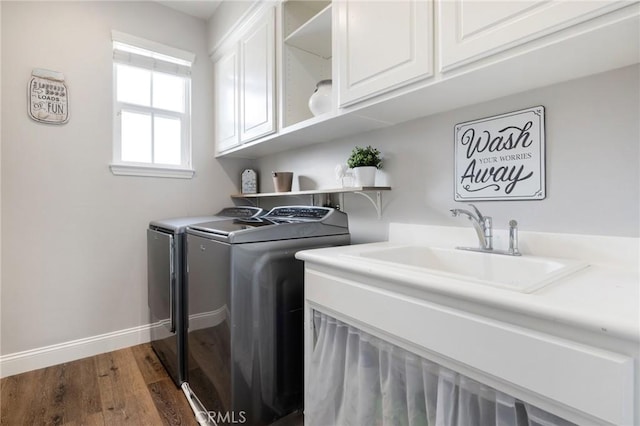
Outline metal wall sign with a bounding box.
[28,68,69,124]
[454,106,545,201]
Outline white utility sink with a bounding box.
[348,246,589,293]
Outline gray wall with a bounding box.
[254,65,640,243]
[207,0,258,53]
[1,1,249,355]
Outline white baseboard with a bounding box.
[0,308,227,379]
[0,322,161,378]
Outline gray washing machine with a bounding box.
[147,206,264,387]
[184,206,350,425]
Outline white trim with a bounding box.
[109,163,195,179]
[0,309,227,378]
[112,30,196,64]
[0,323,161,378]
[113,50,192,76]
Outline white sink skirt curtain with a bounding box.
[306,311,575,426]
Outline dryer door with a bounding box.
[147,229,175,333]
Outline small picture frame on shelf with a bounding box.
[241,169,258,194]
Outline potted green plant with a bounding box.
[347,145,382,186]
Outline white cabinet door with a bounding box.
[214,45,240,153]
[336,0,433,107]
[240,6,276,143]
[439,0,631,72]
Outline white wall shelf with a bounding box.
[284,4,332,59]
[231,186,391,218]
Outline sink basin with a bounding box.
[348,246,589,293]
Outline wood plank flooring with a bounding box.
[1,344,196,425]
[1,343,304,426]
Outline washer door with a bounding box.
[185,234,232,412]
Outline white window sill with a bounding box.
[109,163,195,179]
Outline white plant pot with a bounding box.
[353,166,377,187]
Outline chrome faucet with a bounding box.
[450,204,493,250]
[450,204,521,256]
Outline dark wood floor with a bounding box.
[1,344,197,425]
[1,343,305,426]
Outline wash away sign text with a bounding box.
[454,106,545,201]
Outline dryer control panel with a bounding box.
[264,206,332,221]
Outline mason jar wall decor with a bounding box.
[28,68,69,124]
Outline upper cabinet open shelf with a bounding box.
[281,0,333,130]
[284,4,332,59]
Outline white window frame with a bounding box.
[110,31,195,179]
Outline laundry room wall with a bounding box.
[207,0,258,52]
[254,65,640,243]
[0,1,248,362]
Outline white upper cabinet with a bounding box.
[214,46,240,153]
[336,0,434,107]
[213,5,276,154]
[239,6,276,143]
[439,0,633,72]
[212,0,637,158]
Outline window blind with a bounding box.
[112,31,194,76]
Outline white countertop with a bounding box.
[297,224,640,343]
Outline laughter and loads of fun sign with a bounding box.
[454,106,545,201]
[28,68,69,124]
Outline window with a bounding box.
[110,31,195,178]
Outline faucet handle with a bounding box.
[509,220,521,255]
